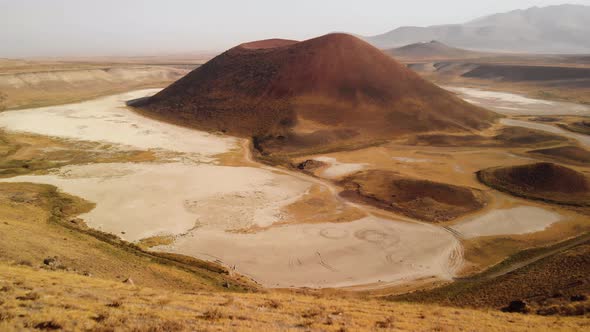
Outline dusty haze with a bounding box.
[2,0,589,57]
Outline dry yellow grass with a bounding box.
[0,129,256,293]
[280,184,367,225]
[1,264,589,331]
[0,181,255,293]
[461,220,590,275]
[395,238,590,316]
[0,129,160,178]
[136,235,176,250]
[0,70,588,330]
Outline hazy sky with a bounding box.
[1,0,589,57]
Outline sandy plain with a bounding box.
[0,90,462,288]
[1,85,588,288]
[446,86,590,116]
[0,89,235,159]
[292,86,590,276]
[450,206,562,238]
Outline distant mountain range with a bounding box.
[364,4,590,54]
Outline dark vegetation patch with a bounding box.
[16,292,40,301]
[34,320,62,330]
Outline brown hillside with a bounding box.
[407,126,568,147]
[530,145,590,165]
[478,163,590,207]
[396,239,590,315]
[141,34,498,152]
[386,40,485,60]
[339,170,486,222]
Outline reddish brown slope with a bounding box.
[142,33,498,152]
[478,163,590,207]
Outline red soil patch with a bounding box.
[141,33,498,153]
[339,170,487,222]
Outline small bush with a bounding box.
[202,308,223,321]
[106,300,123,308]
[220,296,234,306]
[16,291,40,301]
[0,311,14,322]
[92,313,108,323]
[146,320,184,332]
[375,317,395,329]
[264,299,280,309]
[301,308,323,319]
[17,260,33,267]
[33,320,62,330]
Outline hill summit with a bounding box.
[141,33,497,152]
[386,40,484,60]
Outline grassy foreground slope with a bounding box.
[0,129,256,294]
[0,182,256,293]
[2,264,589,331]
[394,236,590,316]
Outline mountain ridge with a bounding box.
[364,4,590,53]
